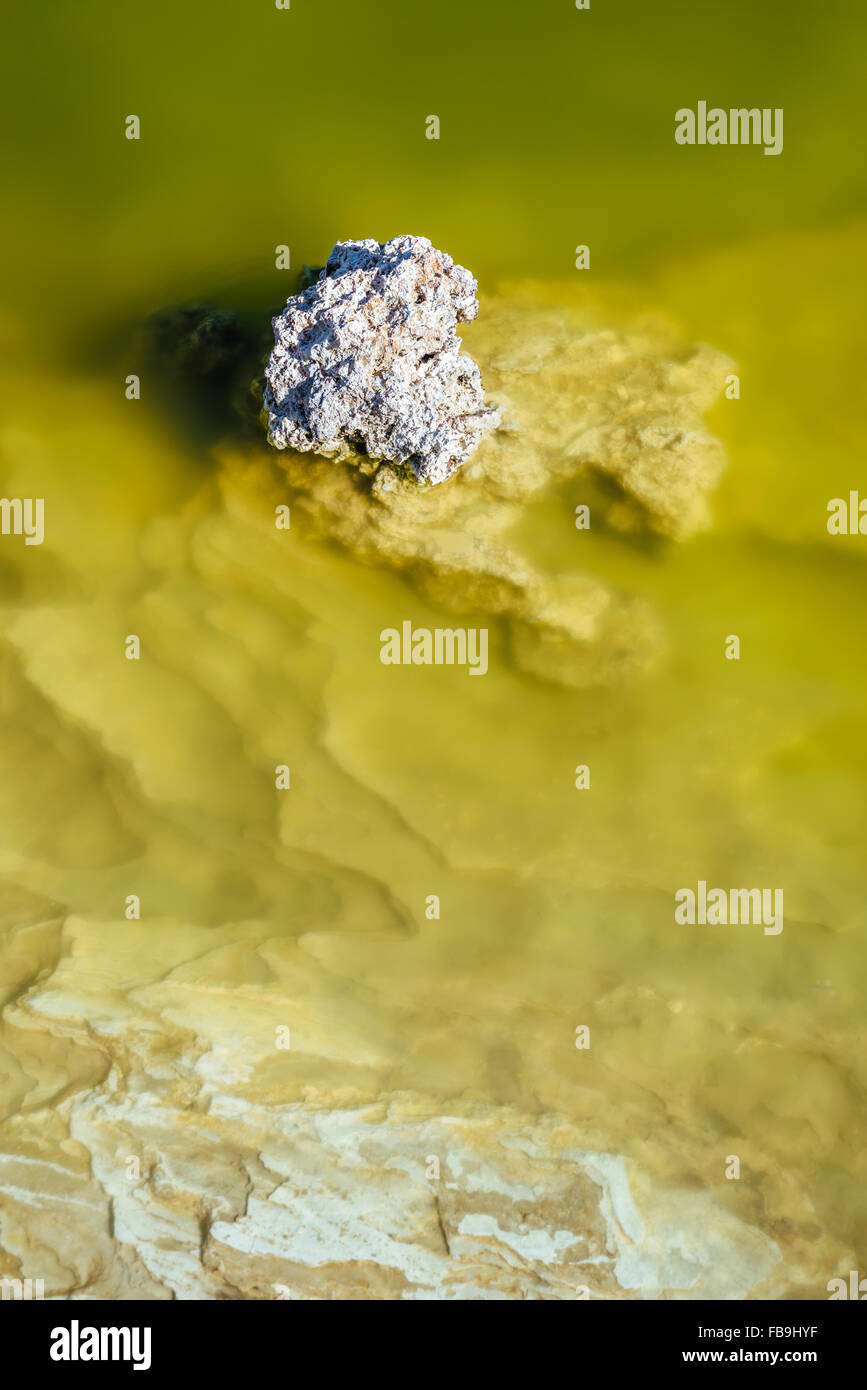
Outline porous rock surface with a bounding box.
[264,235,499,484]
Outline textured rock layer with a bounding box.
[0,890,849,1301]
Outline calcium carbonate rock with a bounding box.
[264,235,500,484]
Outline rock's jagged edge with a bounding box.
[264,236,500,487]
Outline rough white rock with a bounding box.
[264,235,500,485]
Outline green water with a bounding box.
[1,0,866,1287]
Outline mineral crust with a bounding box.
[264,235,500,484]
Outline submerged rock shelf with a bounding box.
[251,277,731,689]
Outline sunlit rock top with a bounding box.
[264,235,500,484]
